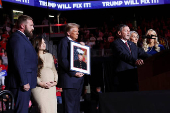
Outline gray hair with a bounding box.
[117,24,128,31]
[117,24,128,32]
[130,31,139,39]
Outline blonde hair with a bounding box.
[142,29,160,52]
[64,23,80,36]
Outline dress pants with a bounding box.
[62,85,83,113]
[9,88,31,113]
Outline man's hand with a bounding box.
[23,83,30,91]
[135,59,144,66]
[75,72,84,77]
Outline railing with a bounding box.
[0,90,15,112]
[34,24,66,34]
[0,25,113,58]
[35,25,113,58]
[91,49,113,57]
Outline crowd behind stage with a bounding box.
[0,14,170,112]
[1,15,170,51]
[78,17,170,50]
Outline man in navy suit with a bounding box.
[57,23,84,113]
[6,15,38,113]
[111,24,149,92]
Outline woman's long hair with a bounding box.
[33,36,47,77]
[142,29,160,52]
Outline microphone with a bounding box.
[141,35,157,39]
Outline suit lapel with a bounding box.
[65,37,70,43]
[16,30,37,55]
[16,31,32,46]
[118,38,131,54]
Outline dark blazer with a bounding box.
[111,38,149,73]
[6,30,38,89]
[57,37,84,89]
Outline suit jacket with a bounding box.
[6,30,38,89]
[111,38,149,73]
[57,37,84,89]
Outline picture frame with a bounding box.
[70,41,91,75]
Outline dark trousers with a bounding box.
[9,88,31,113]
[62,85,83,113]
[113,69,139,92]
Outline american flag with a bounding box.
[74,46,79,61]
[74,46,87,63]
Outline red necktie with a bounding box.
[125,42,131,52]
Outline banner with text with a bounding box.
[2,0,168,10]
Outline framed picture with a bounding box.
[70,41,91,75]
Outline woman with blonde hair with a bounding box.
[142,29,165,55]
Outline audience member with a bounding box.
[0,59,6,71]
[90,34,96,42]
[96,87,102,113]
[103,38,110,49]
[0,58,7,89]
[0,37,7,50]
[1,30,10,41]
[3,21,11,35]
[56,87,62,104]
[42,17,49,33]
[108,32,114,43]
[86,38,95,48]
[0,48,5,57]
[12,24,17,33]
[165,29,170,38]
[97,30,103,41]
[136,26,142,36]
[53,55,58,70]
[2,50,8,66]
[42,17,49,25]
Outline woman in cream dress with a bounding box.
[32,36,58,113]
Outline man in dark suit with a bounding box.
[111,24,149,92]
[74,48,87,70]
[57,23,84,113]
[6,15,38,113]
